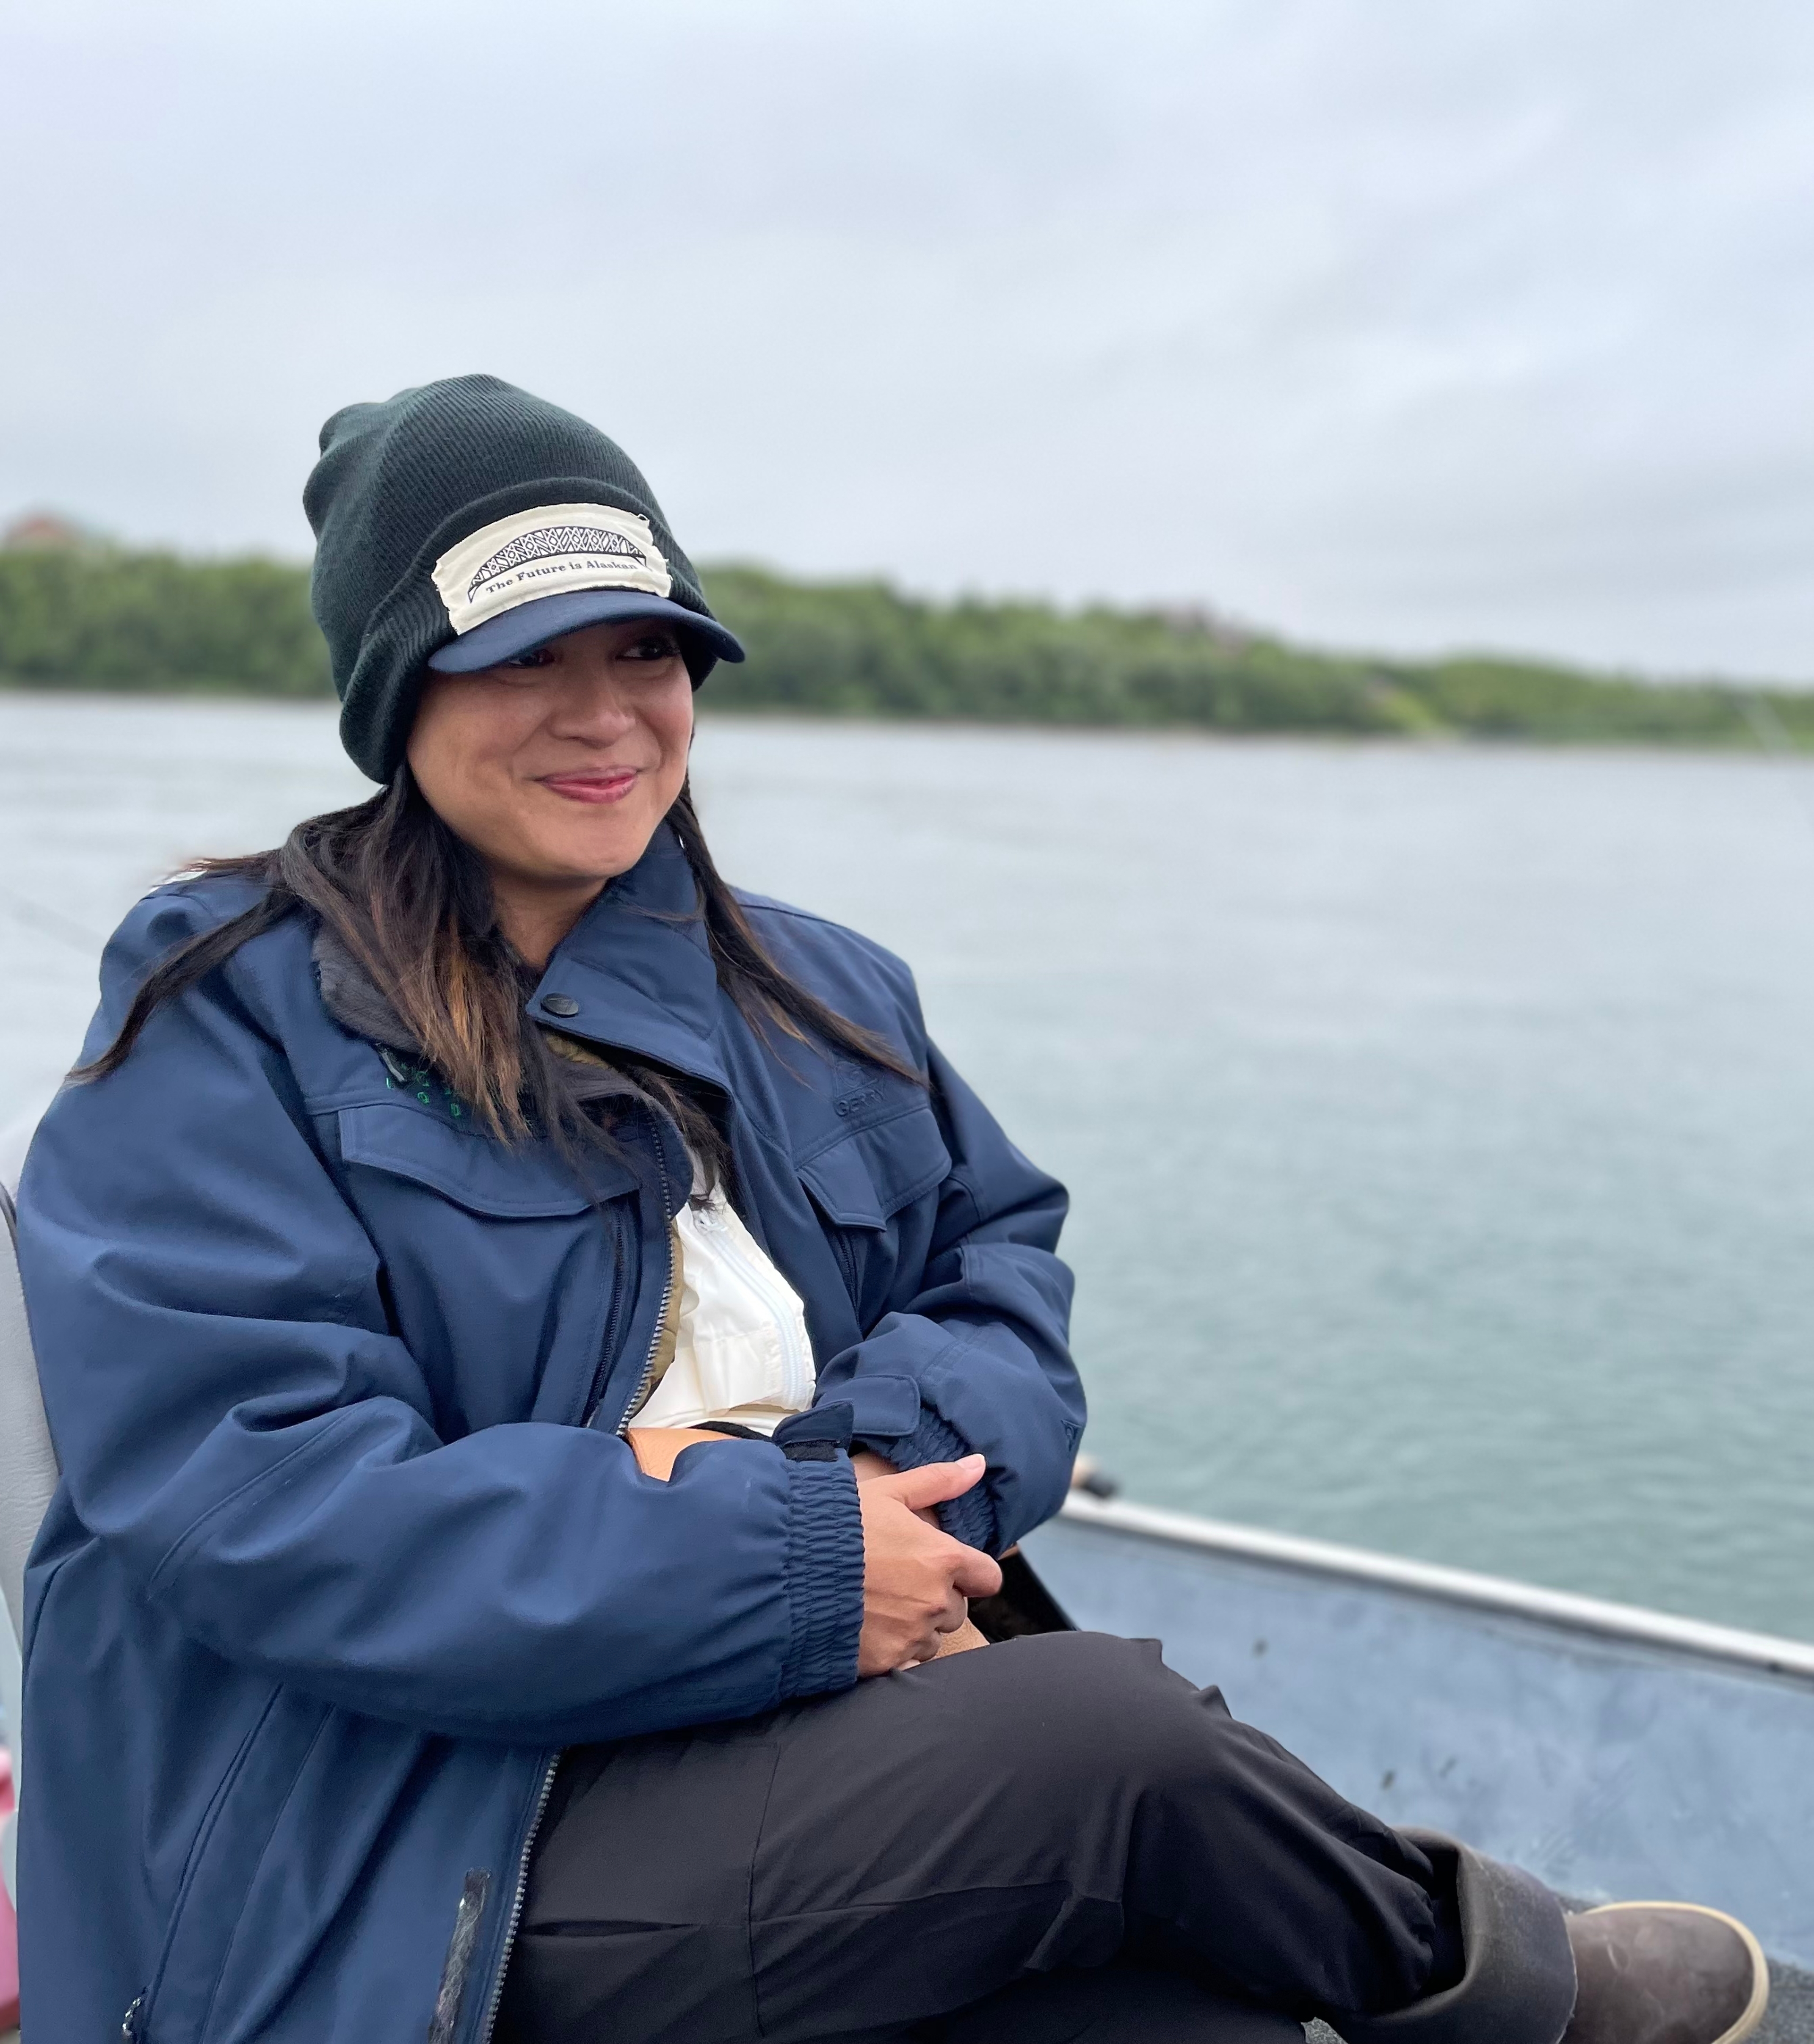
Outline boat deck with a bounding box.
[1754,1963,1814,2044]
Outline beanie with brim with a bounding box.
[304,375,744,784]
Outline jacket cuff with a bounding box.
[780,1454,864,1699]
[857,1404,999,1555]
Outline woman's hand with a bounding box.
[856,1456,1003,1676]
[851,1447,939,1526]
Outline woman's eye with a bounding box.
[499,647,555,671]
[623,634,681,663]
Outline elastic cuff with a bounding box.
[857,1405,998,1554]
[779,1454,864,1699]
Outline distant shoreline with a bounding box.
[13,689,1814,773]
[3,546,1810,751]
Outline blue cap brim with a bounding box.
[426,588,745,675]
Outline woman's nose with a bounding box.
[548,673,637,741]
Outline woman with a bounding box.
[15,377,1765,2044]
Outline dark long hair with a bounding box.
[76,772,918,1171]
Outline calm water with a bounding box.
[5,694,1814,1640]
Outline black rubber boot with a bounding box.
[1563,1904,1769,2044]
[1332,1830,1578,2044]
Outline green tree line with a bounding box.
[3,542,1810,747]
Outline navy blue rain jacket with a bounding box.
[14,825,1079,2044]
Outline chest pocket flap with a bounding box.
[796,1105,952,1229]
[337,1104,635,1217]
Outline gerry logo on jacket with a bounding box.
[432,501,673,635]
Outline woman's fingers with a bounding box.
[855,1465,1002,1675]
[950,1542,1003,1601]
[905,1591,967,1668]
[881,1454,987,1512]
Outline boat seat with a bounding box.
[0,1184,60,1906]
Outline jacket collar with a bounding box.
[526,824,730,1086]
[311,823,734,1091]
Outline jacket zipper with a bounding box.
[611,1130,675,1442]
[579,1205,633,1430]
[471,1753,559,2044]
[473,1125,675,2044]
[693,1192,816,1411]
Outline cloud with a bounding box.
[3,0,1812,677]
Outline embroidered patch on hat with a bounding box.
[432,502,673,635]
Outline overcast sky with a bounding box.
[4,0,1812,679]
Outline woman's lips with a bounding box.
[538,768,638,805]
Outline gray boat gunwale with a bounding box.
[1056,1492,1814,1685]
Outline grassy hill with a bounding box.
[2,542,1809,749]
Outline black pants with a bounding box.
[498,1632,1476,2044]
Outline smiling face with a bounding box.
[406,616,696,964]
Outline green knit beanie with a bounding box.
[305,375,742,783]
